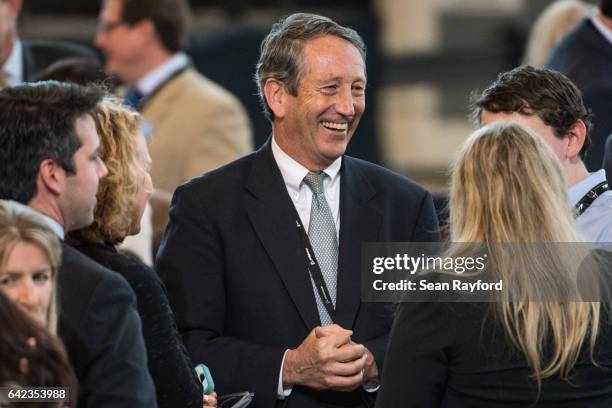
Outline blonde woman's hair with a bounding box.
[523,0,593,67]
[0,200,61,334]
[449,122,600,389]
[70,96,142,246]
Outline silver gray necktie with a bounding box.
[303,171,338,325]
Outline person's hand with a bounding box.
[316,326,379,388]
[282,324,367,392]
[19,337,37,375]
[361,348,379,388]
[203,391,217,407]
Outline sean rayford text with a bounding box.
[372,278,503,292]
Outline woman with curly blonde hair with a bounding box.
[69,96,217,408]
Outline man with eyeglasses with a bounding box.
[0,0,97,88]
[95,0,253,246]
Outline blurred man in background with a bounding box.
[95,0,253,244]
[0,0,97,88]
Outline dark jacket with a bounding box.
[75,242,203,408]
[545,18,612,171]
[156,141,440,407]
[377,301,612,407]
[58,243,157,408]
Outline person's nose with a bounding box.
[16,279,38,312]
[334,86,356,118]
[95,31,106,50]
[98,158,109,178]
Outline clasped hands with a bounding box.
[282,324,378,392]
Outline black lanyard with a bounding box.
[294,218,336,321]
[575,181,609,216]
[136,65,190,111]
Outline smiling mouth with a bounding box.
[321,121,349,132]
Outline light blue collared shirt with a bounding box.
[39,213,65,240]
[569,169,612,242]
[134,52,189,96]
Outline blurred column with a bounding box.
[376,0,466,192]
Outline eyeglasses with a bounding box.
[97,20,126,34]
[218,391,254,408]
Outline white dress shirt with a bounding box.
[591,11,612,45]
[271,136,342,398]
[2,38,23,86]
[272,136,341,236]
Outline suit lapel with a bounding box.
[142,69,188,124]
[244,142,321,330]
[335,157,381,329]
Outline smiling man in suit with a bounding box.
[157,13,440,408]
[95,0,253,241]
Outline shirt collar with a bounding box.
[271,136,342,193]
[3,38,23,85]
[38,213,65,240]
[568,169,607,206]
[591,12,612,45]
[135,52,189,95]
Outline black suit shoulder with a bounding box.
[343,154,430,197]
[546,18,612,91]
[377,301,612,407]
[22,40,99,82]
[58,243,157,408]
[75,243,202,408]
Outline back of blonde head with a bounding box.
[449,123,599,388]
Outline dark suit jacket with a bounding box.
[75,242,202,408]
[21,39,98,82]
[376,301,612,407]
[156,141,440,408]
[545,18,612,171]
[58,243,157,408]
[546,18,612,93]
[603,134,612,185]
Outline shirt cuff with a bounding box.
[277,350,293,399]
[363,382,380,392]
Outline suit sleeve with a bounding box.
[375,302,452,408]
[410,191,441,244]
[78,272,157,408]
[365,190,441,371]
[184,99,253,181]
[156,184,285,404]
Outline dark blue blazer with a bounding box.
[156,141,440,408]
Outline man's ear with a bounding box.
[264,79,288,119]
[566,119,587,159]
[137,19,159,47]
[38,159,64,195]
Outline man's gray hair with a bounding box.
[254,13,366,121]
